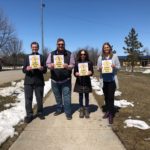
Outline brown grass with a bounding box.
[0,96,16,112]
[93,70,150,150]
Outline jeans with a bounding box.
[25,85,44,117]
[103,81,116,114]
[79,93,89,108]
[52,79,71,115]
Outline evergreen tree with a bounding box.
[111,45,116,54]
[123,28,144,72]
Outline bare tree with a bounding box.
[43,47,50,60]
[87,47,99,66]
[0,9,15,51]
[74,46,99,66]
[2,37,22,69]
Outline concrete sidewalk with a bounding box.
[9,78,125,150]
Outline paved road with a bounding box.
[9,76,125,150]
[0,70,24,85]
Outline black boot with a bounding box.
[103,112,109,119]
[24,116,33,123]
[37,113,45,120]
[79,107,84,118]
[108,113,113,124]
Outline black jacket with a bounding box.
[74,61,94,93]
[22,53,47,86]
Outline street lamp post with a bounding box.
[41,0,45,54]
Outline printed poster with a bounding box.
[29,55,41,69]
[102,60,113,73]
[78,63,89,76]
[54,55,64,68]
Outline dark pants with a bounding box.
[52,79,72,115]
[25,85,44,117]
[79,93,89,108]
[103,81,116,114]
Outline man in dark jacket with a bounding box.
[46,38,75,120]
[23,42,47,123]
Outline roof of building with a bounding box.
[119,55,150,60]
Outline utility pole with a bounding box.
[41,0,45,54]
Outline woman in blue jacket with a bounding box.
[97,42,120,124]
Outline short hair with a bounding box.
[57,38,65,45]
[31,41,39,49]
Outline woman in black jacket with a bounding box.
[74,50,94,118]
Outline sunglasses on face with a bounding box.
[57,43,64,46]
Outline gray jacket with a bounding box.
[97,54,121,82]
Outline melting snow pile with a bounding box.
[114,99,134,108]
[115,90,122,96]
[143,69,150,74]
[91,77,122,96]
[0,79,51,146]
[124,119,150,130]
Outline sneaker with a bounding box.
[66,114,72,120]
[24,116,33,123]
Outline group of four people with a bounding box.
[23,38,120,124]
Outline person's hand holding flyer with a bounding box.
[102,60,113,74]
[78,63,89,76]
[29,55,41,69]
[53,55,64,68]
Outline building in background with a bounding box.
[119,56,150,67]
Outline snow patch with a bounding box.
[0,80,24,97]
[0,79,51,146]
[91,77,122,96]
[143,69,150,74]
[124,119,150,130]
[95,90,103,96]
[115,90,122,96]
[114,100,134,108]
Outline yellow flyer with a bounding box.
[78,63,89,76]
[29,55,41,69]
[102,60,113,73]
[53,55,64,68]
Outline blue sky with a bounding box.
[0,0,150,55]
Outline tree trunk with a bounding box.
[131,65,134,73]
[131,60,134,73]
[13,56,17,70]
